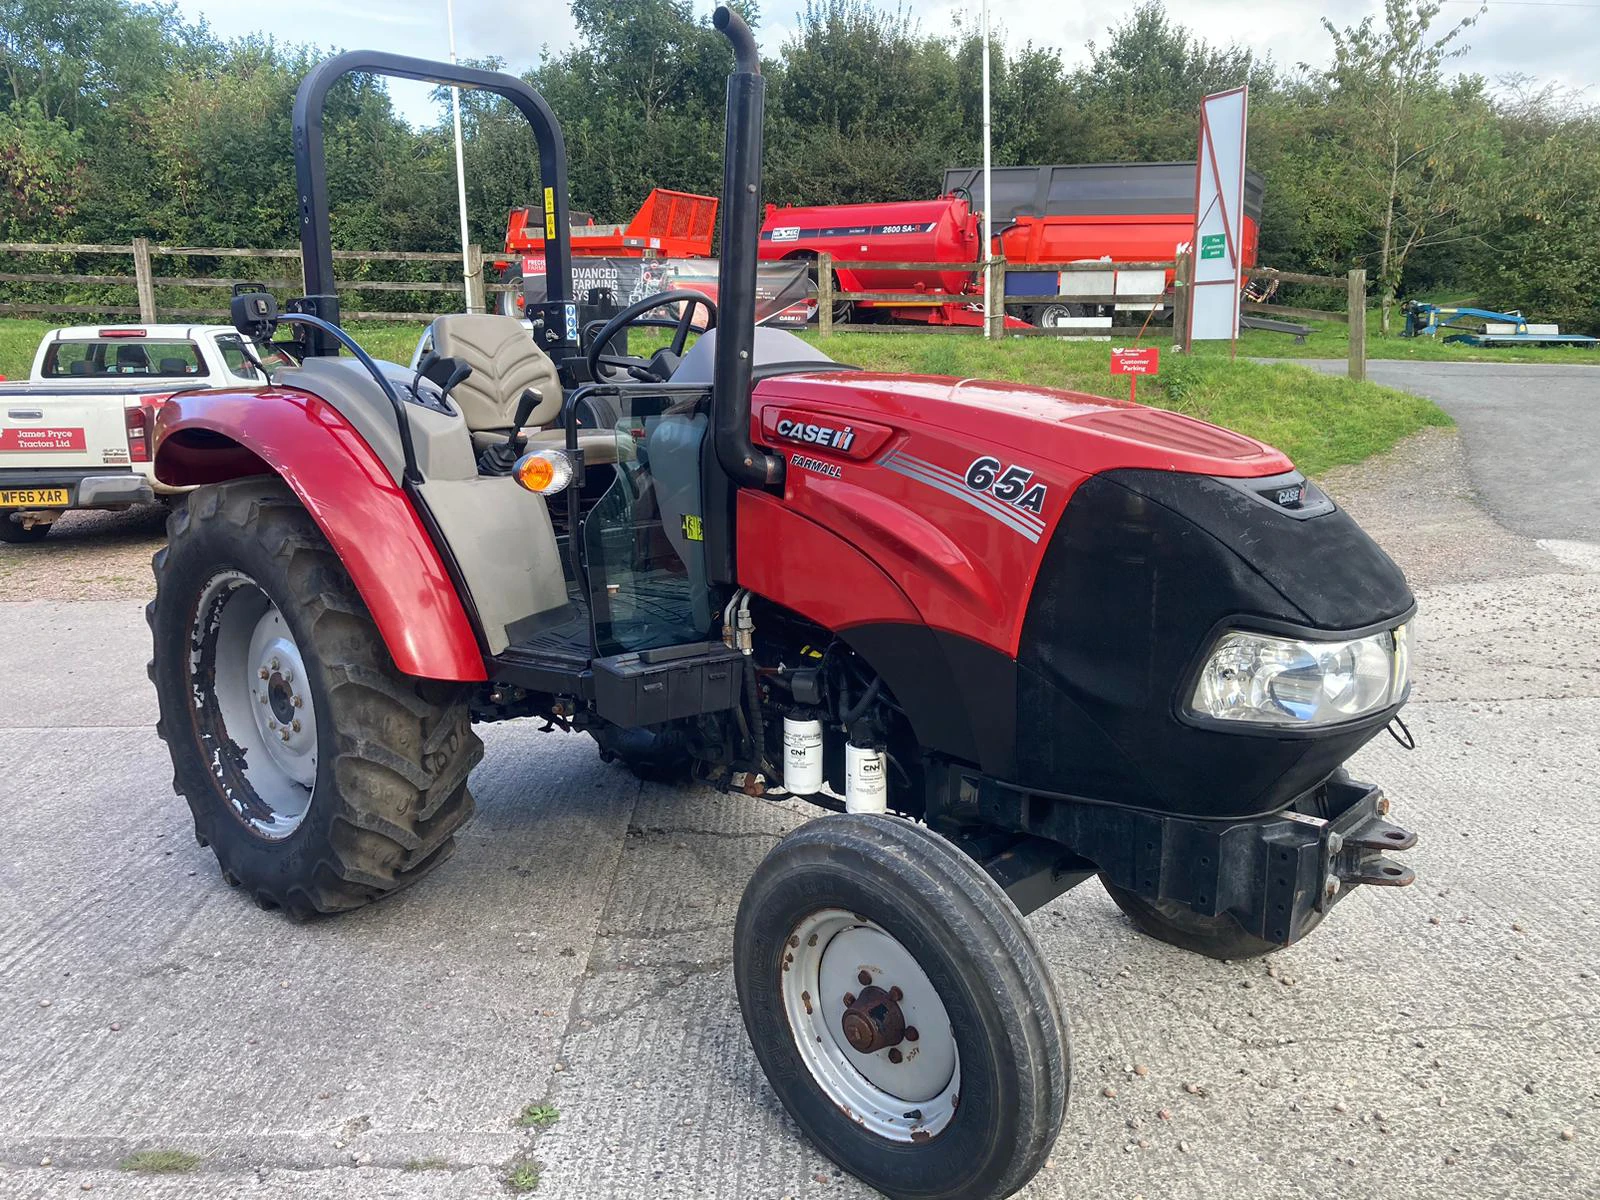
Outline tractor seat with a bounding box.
[427,313,618,464]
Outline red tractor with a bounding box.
[148,12,1417,1198]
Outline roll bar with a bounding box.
[291,51,574,355]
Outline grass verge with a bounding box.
[1226,308,1599,365]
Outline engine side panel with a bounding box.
[155,387,485,682]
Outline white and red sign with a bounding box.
[0,427,86,452]
[1111,347,1160,376]
[1188,86,1250,344]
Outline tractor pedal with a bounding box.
[1346,817,1417,853]
[1350,855,1414,888]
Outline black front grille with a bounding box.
[1014,469,1413,820]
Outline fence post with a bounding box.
[986,255,1006,340]
[1347,268,1367,382]
[132,237,156,322]
[818,252,834,336]
[1172,252,1193,352]
[464,243,485,314]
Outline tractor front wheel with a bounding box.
[148,478,482,918]
[735,814,1068,1200]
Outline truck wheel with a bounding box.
[147,478,482,918]
[1033,303,1087,329]
[0,513,49,543]
[735,814,1068,1200]
[1099,876,1322,960]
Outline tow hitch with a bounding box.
[1323,803,1416,900]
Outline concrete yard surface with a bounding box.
[1,369,1598,1197]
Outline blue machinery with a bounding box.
[1402,301,1597,348]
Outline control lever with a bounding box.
[477,387,543,477]
[411,350,441,402]
[439,360,473,401]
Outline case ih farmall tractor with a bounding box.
[147,11,1418,1198]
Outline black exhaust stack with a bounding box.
[711,6,784,488]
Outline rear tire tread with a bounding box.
[149,477,482,920]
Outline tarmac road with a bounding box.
[1300,358,1600,541]
[0,406,1597,1195]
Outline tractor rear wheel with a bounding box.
[735,814,1068,1200]
[148,477,481,919]
[0,513,50,543]
[1100,876,1317,960]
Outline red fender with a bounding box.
[153,387,485,682]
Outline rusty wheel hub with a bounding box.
[840,985,906,1054]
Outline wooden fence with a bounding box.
[0,237,512,322]
[1243,265,1368,382]
[0,239,1369,380]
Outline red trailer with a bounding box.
[758,162,1264,328]
[495,187,719,315]
[759,197,984,322]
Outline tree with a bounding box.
[1320,0,1492,331]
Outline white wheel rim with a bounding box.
[781,908,960,1142]
[194,570,318,839]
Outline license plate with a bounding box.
[0,488,70,506]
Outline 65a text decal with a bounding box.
[965,456,1047,514]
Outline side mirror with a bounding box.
[231,292,278,341]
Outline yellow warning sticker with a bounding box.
[681,514,704,542]
[544,187,556,240]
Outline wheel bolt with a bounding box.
[281,730,291,742]
[889,986,903,1002]
[258,695,267,704]
[270,657,279,671]
[905,1027,919,1042]
[843,992,856,1007]
[268,720,278,730]
[858,970,872,986]
[1325,874,1341,898]
[258,667,270,680]
[292,695,303,708]
[291,719,301,733]
[887,1048,903,1064]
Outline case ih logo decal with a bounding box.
[881,450,1046,543]
[775,417,856,452]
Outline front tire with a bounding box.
[735,814,1068,1200]
[148,477,482,918]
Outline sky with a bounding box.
[173,0,1599,128]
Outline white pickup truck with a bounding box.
[0,324,290,543]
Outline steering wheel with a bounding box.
[586,289,717,383]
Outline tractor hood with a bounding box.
[753,371,1293,480]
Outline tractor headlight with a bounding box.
[1188,623,1410,728]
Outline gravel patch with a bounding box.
[0,503,167,602]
